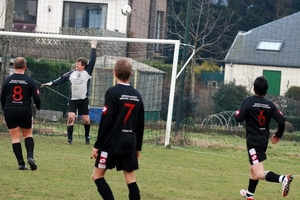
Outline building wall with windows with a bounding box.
[0,0,168,60]
[128,0,166,40]
[0,0,167,39]
[0,0,129,33]
[127,0,167,59]
[36,0,128,33]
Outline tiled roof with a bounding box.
[225,12,300,67]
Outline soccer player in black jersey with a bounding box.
[41,40,97,145]
[91,58,144,200]
[235,76,292,200]
[1,57,41,170]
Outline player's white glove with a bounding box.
[41,82,52,88]
[90,40,98,49]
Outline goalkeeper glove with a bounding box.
[41,82,52,88]
[90,40,98,49]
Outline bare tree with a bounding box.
[168,0,240,97]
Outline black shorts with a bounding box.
[94,150,139,172]
[68,98,89,115]
[4,106,33,129]
[247,146,267,165]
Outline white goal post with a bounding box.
[0,31,180,147]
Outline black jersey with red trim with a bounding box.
[235,95,285,147]
[50,49,96,100]
[94,84,144,154]
[1,73,41,110]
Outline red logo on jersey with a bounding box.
[102,106,108,115]
[278,110,284,116]
[258,110,266,126]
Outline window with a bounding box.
[63,2,107,29]
[155,11,164,51]
[256,40,283,52]
[13,0,37,24]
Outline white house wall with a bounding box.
[0,0,128,33]
[224,63,300,96]
[37,0,128,33]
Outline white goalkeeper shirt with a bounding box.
[69,70,91,100]
[49,48,96,100]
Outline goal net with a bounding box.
[0,31,180,147]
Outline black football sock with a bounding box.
[128,182,140,200]
[265,171,281,183]
[67,125,73,141]
[25,137,34,158]
[84,124,90,138]
[12,142,25,165]
[94,178,114,200]
[247,179,258,195]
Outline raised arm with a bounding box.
[85,40,97,75]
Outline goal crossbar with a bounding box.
[0,31,180,147]
[0,31,179,44]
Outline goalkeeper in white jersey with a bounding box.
[41,40,97,145]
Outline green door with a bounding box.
[263,70,281,96]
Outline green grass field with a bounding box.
[0,132,299,200]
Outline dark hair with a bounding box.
[114,58,132,82]
[77,57,88,67]
[13,57,26,69]
[253,76,268,96]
